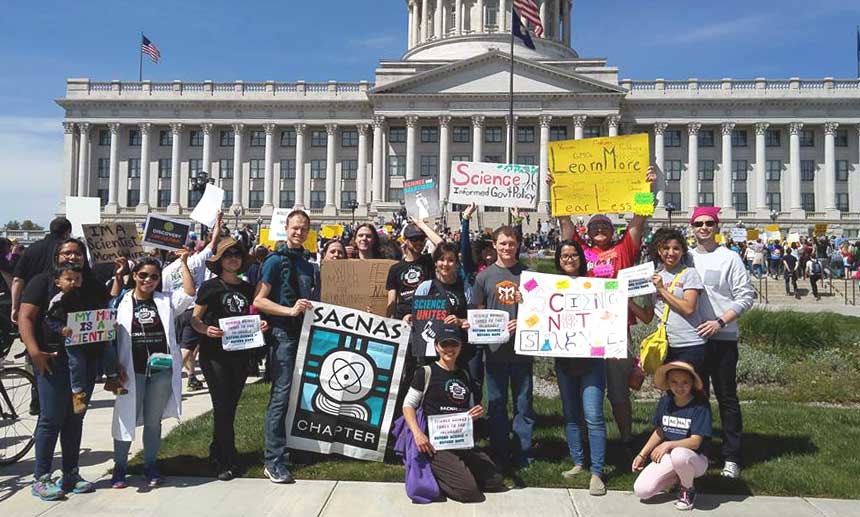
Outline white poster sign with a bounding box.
[65,196,102,238]
[617,262,656,297]
[466,309,510,345]
[448,161,538,209]
[731,228,748,243]
[427,412,474,451]
[65,309,118,346]
[268,208,291,241]
[189,183,224,229]
[219,315,265,351]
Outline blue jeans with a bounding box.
[555,360,606,475]
[264,327,299,466]
[34,354,96,478]
[113,369,173,470]
[67,343,119,394]
[485,360,535,466]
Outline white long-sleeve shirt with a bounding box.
[690,246,755,341]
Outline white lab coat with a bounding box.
[111,289,195,442]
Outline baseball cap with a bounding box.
[435,324,463,346]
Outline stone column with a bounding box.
[607,115,620,137]
[439,115,452,203]
[105,122,121,213]
[201,123,213,175]
[477,0,485,32]
[434,0,443,38]
[137,123,152,212]
[372,116,385,208]
[472,115,485,163]
[573,115,586,140]
[231,123,245,213]
[421,0,430,41]
[789,122,803,214]
[168,122,183,214]
[552,0,560,40]
[324,123,338,214]
[62,122,77,210]
[294,124,307,209]
[540,0,548,36]
[500,0,507,31]
[653,122,668,208]
[262,123,276,214]
[687,122,701,212]
[407,2,415,48]
[539,115,552,212]
[357,123,370,209]
[824,122,839,217]
[563,0,571,46]
[720,122,736,217]
[754,123,769,216]
[77,122,91,196]
[455,0,462,34]
[406,116,418,180]
[505,115,517,163]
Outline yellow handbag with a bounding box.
[639,268,686,375]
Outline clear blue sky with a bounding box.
[1,0,859,226]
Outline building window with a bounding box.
[189,131,203,147]
[835,129,849,147]
[248,130,264,147]
[127,190,140,207]
[836,160,849,181]
[189,159,203,177]
[765,129,781,147]
[451,154,471,162]
[517,126,535,143]
[341,159,358,180]
[222,190,233,209]
[697,160,715,181]
[485,4,498,27]
[484,127,503,143]
[766,160,781,181]
[799,129,815,147]
[281,129,296,147]
[388,155,405,176]
[583,127,600,139]
[220,130,235,147]
[128,158,141,178]
[309,191,325,209]
[219,159,233,179]
[157,189,170,208]
[697,192,715,206]
[664,129,681,148]
[342,130,358,147]
[517,155,536,165]
[98,129,110,146]
[550,126,568,141]
[732,160,748,181]
[836,193,849,212]
[248,190,264,209]
[664,192,682,209]
[340,190,357,209]
[420,127,438,143]
[452,126,470,143]
[128,130,141,146]
[158,159,172,178]
[484,155,502,163]
[766,192,781,212]
[420,155,438,177]
[311,130,327,147]
[665,160,682,181]
[280,190,295,208]
[801,193,815,212]
[388,188,404,203]
[731,129,748,147]
[698,129,715,147]
[280,159,296,179]
[800,160,815,181]
[159,130,172,146]
[310,159,326,179]
[188,189,202,208]
[97,158,110,178]
[249,159,265,179]
[388,127,406,143]
[732,192,748,212]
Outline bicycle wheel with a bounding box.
[0,367,38,465]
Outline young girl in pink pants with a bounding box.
[633,361,712,511]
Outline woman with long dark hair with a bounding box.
[350,223,381,259]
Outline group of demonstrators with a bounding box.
[3,162,758,512]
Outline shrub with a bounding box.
[737,344,787,384]
[738,309,857,356]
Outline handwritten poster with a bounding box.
[82,222,146,264]
[65,309,118,347]
[219,315,265,351]
[514,272,628,358]
[549,134,652,216]
[730,228,748,243]
[321,260,396,316]
[466,309,509,345]
[617,262,656,297]
[268,208,292,241]
[427,412,474,451]
[448,161,538,209]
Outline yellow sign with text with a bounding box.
[259,228,275,249]
[304,230,318,253]
[320,224,344,239]
[549,134,652,216]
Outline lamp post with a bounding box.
[348,199,359,226]
[397,200,407,229]
[256,217,263,244]
[665,202,676,228]
[233,206,241,232]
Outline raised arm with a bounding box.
[460,203,477,279]
[626,165,658,245]
[410,217,443,246]
[207,210,224,252]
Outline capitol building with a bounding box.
[56,1,860,236]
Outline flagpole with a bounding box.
[139,32,144,82]
[856,25,859,78]
[508,9,516,225]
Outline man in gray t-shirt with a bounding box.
[653,266,706,349]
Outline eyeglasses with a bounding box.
[58,250,83,257]
[692,220,717,228]
[137,272,161,282]
[560,254,581,262]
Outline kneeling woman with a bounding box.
[401,325,506,503]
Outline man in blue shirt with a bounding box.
[253,210,316,484]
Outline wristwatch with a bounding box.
[716,317,726,328]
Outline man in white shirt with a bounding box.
[688,206,755,480]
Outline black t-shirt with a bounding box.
[783,254,798,275]
[13,236,62,283]
[195,277,255,355]
[426,278,467,319]
[131,297,168,374]
[410,362,473,417]
[386,254,435,319]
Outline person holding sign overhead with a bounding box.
[191,237,268,481]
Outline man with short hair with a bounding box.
[253,210,316,484]
[688,206,755,479]
[10,217,72,323]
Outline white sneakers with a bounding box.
[721,461,741,479]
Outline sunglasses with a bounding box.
[407,236,426,242]
[223,250,244,258]
[136,272,161,282]
[692,221,717,228]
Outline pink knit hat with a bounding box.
[690,206,721,225]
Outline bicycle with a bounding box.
[0,305,38,465]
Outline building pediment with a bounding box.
[369,50,626,97]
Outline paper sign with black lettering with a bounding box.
[218,315,265,351]
[448,161,538,209]
[65,310,118,347]
[466,309,509,345]
[82,222,146,264]
[142,215,190,251]
[403,178,441,219]
[730,228,748,243]
[427,412,474,451]
[617,262,656,297]
[410,294,450,358]
[285,303,409,462]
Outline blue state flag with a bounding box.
[512,9,535,50]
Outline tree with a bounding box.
[20,220,44,231]
[4,220,20,230]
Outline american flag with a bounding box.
[141,35,161,64]
[513,0,544,37]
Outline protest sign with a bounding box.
[814,223,828,236]
[515,272,628,358]
[617,262,656,297]
[410,294,449,357]
[65,196,101,238]
[81,222,146,264]
[321,260,396,316]
[142,215,190,251]
[219,315,265,351]
[747,229,760,241]
[320,224,344,239]
[65,309,118,347]
[787,232,801,244]
[285,302,409,461]
[548,134,652,216]
[731,228,748,243]
[304,230,318,253]
[404,178,441,219]
[259,228,274,248]
[268,208,291,241]
[466,309,510,345]
[427,412,474,451]
[189,183,224,229]
[448,161,538,209]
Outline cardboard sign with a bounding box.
[404,178,441,219]
[515,272,628,358]
[142,215,190,251]
[65,196,101,238]
[285,303,409,462]
[448,161,538,209]
[189,183,224,229]
[219,315,265,351]
[466,309,510,345]
[82,222,146,264]
[549,134,652,216]
[617,262,656,297]
[410,294,449,357]
[65,309,118,347]
[731,228,748,243]
[321,260,396,316]
[427,412,474,451]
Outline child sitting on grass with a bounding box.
[632,361,712,511]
